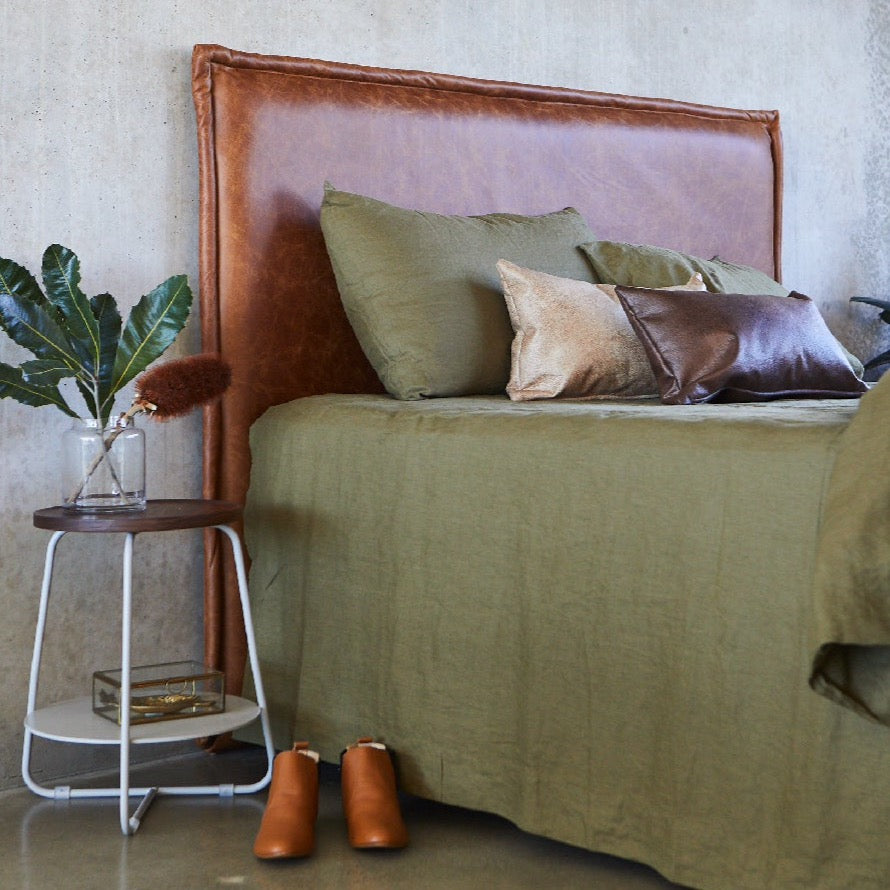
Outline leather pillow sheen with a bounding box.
[614,286,868,405]
[497,260,705,400]
[582,239,865,377]
[320,184,597,400]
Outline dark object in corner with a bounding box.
[850,297,890,371]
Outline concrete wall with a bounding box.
[1,0,888,790]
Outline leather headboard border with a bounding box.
[191,43,782,692]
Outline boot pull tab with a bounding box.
[292,740,320,762]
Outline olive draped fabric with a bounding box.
[243,387,890,890]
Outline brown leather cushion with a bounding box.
[614,287,868,404]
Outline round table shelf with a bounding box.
[25,695,261,745]
[33,499,243,534]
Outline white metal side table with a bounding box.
[22,499,274,835]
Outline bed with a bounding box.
[191,45,890,890]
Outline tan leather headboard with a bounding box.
[192,43,782,690]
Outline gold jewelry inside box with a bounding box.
[93,661,225,725]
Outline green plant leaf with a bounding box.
[0,256,48,306]
[0,292,86,373]
[0,256,56,335]
[42,245,102,372]
[0,361,78,416]
[106,275,192,410]
[21,358,77,386]
[90,292,122,422]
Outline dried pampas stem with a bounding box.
[134,353,232,421]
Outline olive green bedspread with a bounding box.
[244,380,890,890]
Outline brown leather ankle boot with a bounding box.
[341,737,408,849]
[253,742,319,859]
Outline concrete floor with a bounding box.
[1,746,688,889]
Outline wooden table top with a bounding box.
[33,499,242,534]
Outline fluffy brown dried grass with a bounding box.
[134,354,231,420]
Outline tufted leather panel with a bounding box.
[191,44,783,692]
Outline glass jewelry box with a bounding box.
[92,660,225,725]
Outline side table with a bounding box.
[22,499,274,835]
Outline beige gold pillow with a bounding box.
[497,260,705,400]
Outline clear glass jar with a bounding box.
[62,417,146,512]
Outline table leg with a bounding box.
[119,531,135,834]
[215,524,274,792]
[22,531,66,797]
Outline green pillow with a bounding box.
[320,185,596,399]
[581,240,865,377]
[580,239,788,293]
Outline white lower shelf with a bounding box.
[25,695,261,745]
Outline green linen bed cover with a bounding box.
[244,379,890,890]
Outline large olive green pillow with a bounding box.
[581,240,865,377]
[320,185,596,399]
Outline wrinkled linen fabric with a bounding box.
[811,373,890,720]
[244,391,890,890]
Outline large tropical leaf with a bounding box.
[0,292,86,373]
[0,256,51,320]
[42,244,101,373]
[90,291,122,422]
[106,275,192,411]
[0,361,78,416]
[21,358,77,386]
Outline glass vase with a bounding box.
[62,417,146,512]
